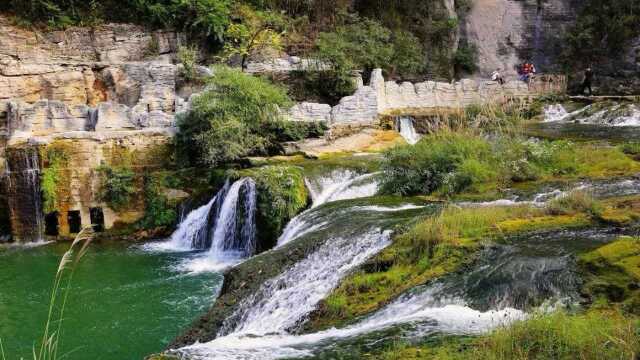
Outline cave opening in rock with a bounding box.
[44,212,59,236]
[67,210,82,234]
[90,207,105,232]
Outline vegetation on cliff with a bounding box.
[235,165,309,251]
[176,65,324,166]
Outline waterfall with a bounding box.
[544,103,640,127]
[86,107,99,131]
[305,170,379,208]
[278,171,380,246]
[209,178,257,258]
[222,229,392,337]
[177,225,619,360]
[5,147,44,242]
[147,178,258,268]
[396,117,421,145]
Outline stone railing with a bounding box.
[289,69,567,128]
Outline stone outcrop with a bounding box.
[464,0,640,94]
[289,68,566,127]
[0,16,188,241]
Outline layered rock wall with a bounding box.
[0,16,187,241]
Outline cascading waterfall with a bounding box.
[278,170,380,246]
[396,116,421,145]
[148,178,257,270]
[5,147,44,242]
[222,229,393,337]
[209,178,257,258]
[544,103,640,126]
[305,170,380,208]
[177,225,622,360]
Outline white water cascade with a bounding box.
[544,103,640,126]
[396,116,422,145]
[277,170,380,246]
[147,178,258,271]
[223,229,393,336]
[180,280,525,360]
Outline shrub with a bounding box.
[620,141,640,160]
[177,45,199,82]
[545,190,603,217]
[380,131,497,196]
[139,173,177,229]
[97,165,136,211]
[313,15,425,96]
[469,310,639,360]
[176,65,293,166]
[237,165,309,250]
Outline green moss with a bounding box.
[39,142,72,214]
[235,165,309,251]
[579,236,640,313]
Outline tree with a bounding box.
[222,5,286,70]
[176,66,293,166]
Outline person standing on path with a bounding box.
[581,67,594,96]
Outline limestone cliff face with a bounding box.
[0,16,190,241]
[464,0,639,93]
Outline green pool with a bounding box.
[0,242,223,360]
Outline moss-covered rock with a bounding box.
[579,236,640,314]
[234,165,309,252]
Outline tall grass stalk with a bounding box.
[36,228,94,360]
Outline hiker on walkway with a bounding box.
[519,61,536,82]
[581,67,594,96]
[492,68,505,85]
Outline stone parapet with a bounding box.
[289,69,566,127]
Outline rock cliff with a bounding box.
[0,16,189,241]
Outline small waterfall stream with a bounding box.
[396,117,421,145]
[278,170,380,246]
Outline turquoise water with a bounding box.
[0,242,223,360]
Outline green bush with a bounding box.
[545,190,603,217]
[620,141,640,159]
[380,131,497,196]
[97,165,136,211]
[40,145,70,213]
[237,165,309,251]
[563,0,640,67]
[176,65,293,166]
[139,173,177,229]
[314,15,425,96]
[177,45,199,82]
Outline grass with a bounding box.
[1,228,94,360]
[374,310,639,360]
[381,129,640,199]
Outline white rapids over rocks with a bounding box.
[544,103,640,126]
[179,282,525,360]
[277,170,381,246]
